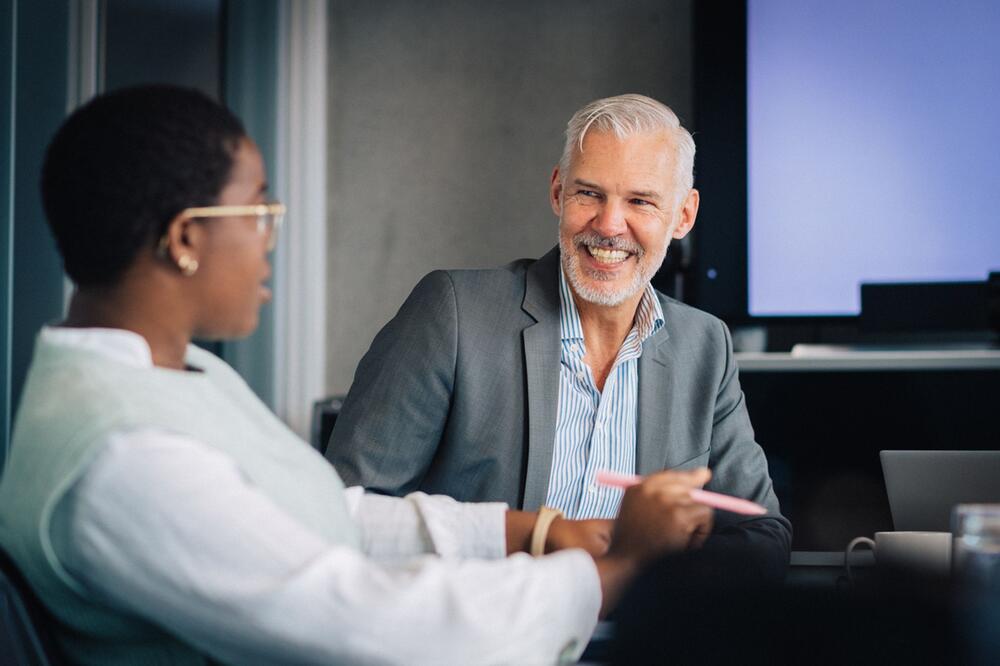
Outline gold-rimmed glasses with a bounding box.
[178,202,286,250]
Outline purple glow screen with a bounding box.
[747,0,1000,316]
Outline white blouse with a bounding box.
[45,327,601,665]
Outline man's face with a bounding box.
[551,129,698,308]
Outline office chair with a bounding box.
[311,395,345,456]
[0,546,63,665]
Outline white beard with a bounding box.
[559,231,667,307]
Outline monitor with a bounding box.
[691,0,1000,322]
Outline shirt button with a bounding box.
[570,343,580,353]
[576,370,585,380]
[588,484,597,493]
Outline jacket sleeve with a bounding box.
[703,318,792,580]
[327,270,458,496]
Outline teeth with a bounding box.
[587,246,629,264]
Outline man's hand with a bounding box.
[546,518,612,557]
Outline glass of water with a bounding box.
[952,504,1000,590]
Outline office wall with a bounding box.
[104,0,220,97]
[222,0,281,410]
[325,0,694,394]
[1,0,70,469]
[1,0,12,461]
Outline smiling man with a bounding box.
[328,95,791,569]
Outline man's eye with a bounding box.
[578,190,600,198]
[630,198,651,206]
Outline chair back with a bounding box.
[0,546,62,665]
[311,395,345,455]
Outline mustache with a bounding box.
[572,231,644,256]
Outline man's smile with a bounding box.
[586,246,632,265]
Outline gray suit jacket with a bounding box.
[329,247,791,566]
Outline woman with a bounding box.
[0,85,712,665]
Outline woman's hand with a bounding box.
[608,467,714,562]
[545,518,613,557]
[594,468,714,617]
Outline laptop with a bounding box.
[881,450,1000,532]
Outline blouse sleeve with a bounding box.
[52,429,601,665]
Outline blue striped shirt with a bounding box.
[544,269,664,519]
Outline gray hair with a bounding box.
[558,94,695,204]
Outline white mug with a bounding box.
[845,531,952,581]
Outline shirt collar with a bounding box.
[558,268,585,342]
[558,268,665,344]
[636,283,665,342]
[40,326,155,368]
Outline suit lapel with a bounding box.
[636,310,675,475]
[520,247,562,510]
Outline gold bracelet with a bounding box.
[529,506,565,556]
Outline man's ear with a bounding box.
[549,166,563,217]
[671,188,700,240]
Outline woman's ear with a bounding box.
[158,214,204,277]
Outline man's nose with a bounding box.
[591,198,628,237]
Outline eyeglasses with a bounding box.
[178,202,286,250]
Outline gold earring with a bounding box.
[177,255,199,277]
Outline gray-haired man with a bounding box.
[328,94,791,572]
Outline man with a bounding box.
[328,94,790,567]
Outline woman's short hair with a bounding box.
[558,94,695,206]
[41,85,246,286]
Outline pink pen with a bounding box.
[594,470,768,516]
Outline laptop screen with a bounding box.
[881,450,1000,532]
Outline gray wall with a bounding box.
[325,0,694,394]
[2,0,71,468]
